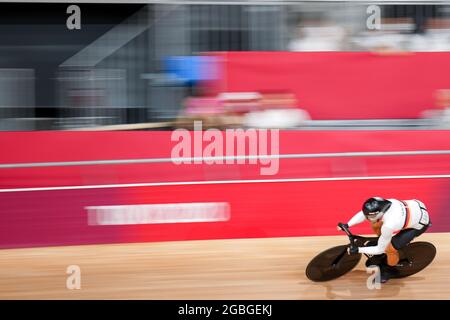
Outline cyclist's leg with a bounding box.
[386,242,400,266]
[391,224,430,251]
[385,227,424,267]
[379,225,430,282]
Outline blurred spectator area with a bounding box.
[0,1,449,130]
[176,90,310,129]
[205,51,450,123]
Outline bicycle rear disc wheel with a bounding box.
[306,245,361,282]
[394,242,436,278]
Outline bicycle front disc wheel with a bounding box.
[306,245,362,282]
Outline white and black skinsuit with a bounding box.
[347,199,431,255]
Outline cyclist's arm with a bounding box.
[347,211,366,227]
[358,226,394,255]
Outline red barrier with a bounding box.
[1,130,450,188]
[0,130,450,248]
[210,52,450,120]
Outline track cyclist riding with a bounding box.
[339,196,432,283]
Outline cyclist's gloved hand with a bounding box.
[347,244,359,255]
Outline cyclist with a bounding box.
[339,197,431,282]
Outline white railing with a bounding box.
[1,149,450,169]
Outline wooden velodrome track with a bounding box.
[0,233,449,299]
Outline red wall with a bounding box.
[210,52,450,120]
[1,130,450,249]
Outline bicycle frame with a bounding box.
[338,222,380,260]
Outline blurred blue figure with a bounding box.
[163,55,219,87]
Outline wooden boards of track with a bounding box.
[0,233,449,299]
